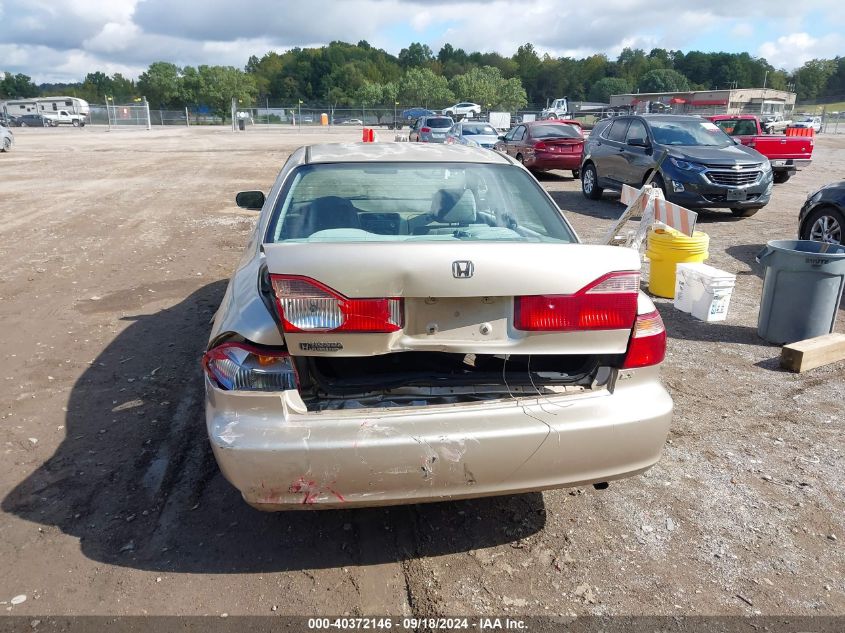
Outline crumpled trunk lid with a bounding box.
[262,241,641,357]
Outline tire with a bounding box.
[801,205,844,245]
[581,163,603,200]
[72,120,79,127]
[516,153,524,164]
[20,122,28,128]
[1,138,10,152]
[773,171,791,184]
[572,169,580,179]
[731,207,760,217]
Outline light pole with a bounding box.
[763,70,768,90]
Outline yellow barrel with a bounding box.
[646,226,709,298]
[320,112,328,126]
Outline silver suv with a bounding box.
[409,115,454,143]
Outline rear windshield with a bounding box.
[462,123,497,135]
[711,118,758,136]
[531,124,581,139]
[426,117,453,128]
[649,119,733,147]
[266,162,576,244]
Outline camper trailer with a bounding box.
[2,97,90,122]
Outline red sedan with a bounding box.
[495,120,584,178]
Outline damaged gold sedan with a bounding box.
[204,143,672,509]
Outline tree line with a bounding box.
[3,41,845,115]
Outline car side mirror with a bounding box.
[498,135,506,141]
[235,190,265,210]
[627,138,649,148]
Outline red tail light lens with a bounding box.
[514,272,639,331]
[421,127,431,133]
[270,275,403,333]
[203,342,298,391]
[534,141,547,150]
[622,310,666,368]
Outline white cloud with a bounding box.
[1,0,844,82]
[758,32,845,69]
[83,22,141,53]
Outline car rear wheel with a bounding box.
[1,138,10,152]
[72,120,79,127]
[801,206,844,245]
[516,153,524,164]
[773,171,791,184]
[581,163,603,200]
[731,207,760,217]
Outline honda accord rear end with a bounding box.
[204,143,673,509]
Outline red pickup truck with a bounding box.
[706,115,813,183]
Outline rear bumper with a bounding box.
[206,370,673,510]
[770,158,811,171]
[524,153,581,170]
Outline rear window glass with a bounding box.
[462,124,497,135]
[266,163,576,244]
[531,124,581,139]
[712,118,757,135]
[426,118,453,128]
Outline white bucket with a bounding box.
[674,263,736,322]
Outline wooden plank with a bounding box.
[780,333,845,373]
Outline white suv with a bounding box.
[443,102,481,118]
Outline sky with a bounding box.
[1,0,844,83]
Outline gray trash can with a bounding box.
[756,239,845,344]
[238,118,245,131]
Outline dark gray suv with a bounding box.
[580,115,773,217]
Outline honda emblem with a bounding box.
[452,260,474,278]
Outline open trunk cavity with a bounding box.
[296,352,612,411]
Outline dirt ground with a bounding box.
[0,126,842,618]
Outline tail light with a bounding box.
[514,272,639,331]
[622,310,666,368]
[534,141,547,150]
[203,342,297,391]
[270,275,403,333]
[421,127,431,133]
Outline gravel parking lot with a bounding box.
[0,126,842,617]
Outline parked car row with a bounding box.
[5,114,58,127]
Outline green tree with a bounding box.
[355,81,383,105]
[637,68,690,92]
[398,42,434,68]
[398,68,453,107]
[588,77,631,103]
[450,66,527,110]
[137,62,182,108]
[793,59,837,101]
[192,65,257,120]
[0,72,39,99]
